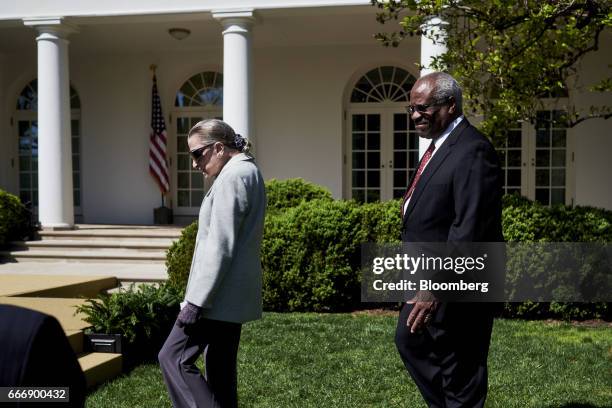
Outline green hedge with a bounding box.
[265,178,333,213]
[165,180,611,320]
[0,190,29,247]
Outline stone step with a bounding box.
[67,329,85,355]
[78,352,123,389]
[0,261,167,282]
[1,249,166,263]
[37,224,182,242]
[0,274,118,298]
[11,239,174,252]
[0,297,90,331]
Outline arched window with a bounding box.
[175,71,223,107]
[15,80,82,213]
[350,66,415,103]
[346,66,418,202]
[173,71,223,214]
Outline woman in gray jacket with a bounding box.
[159,119,266,408]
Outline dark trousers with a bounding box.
[394,303,494,408]
[158,318,242,408]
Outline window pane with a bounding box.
[71,120,80,136]
[552,169,565,187]
[507,150,521,167]
[73,172,79,189]
[190,73,204,91]
[507,170,521,187]
[551,189,565,205]
[394,133,407,150]
[507,131,521,148]
[552,130,566,147]
[191,173,204,189]
[536,130,550,148]
[352,171,365,188]
[394,170,407,188]
[352,189,365,203]
[19,156,30,171]
[72,137,80,153]
[352,152,365,169]
[177,136,187,152]
[394,152,407,169]
[393,189,404,199]
[191,190,204,207]
[497,151,506,168]
[32,173,38,188]
[536,169,550,187]
[536,150,550,167]
[367,171,380,188]
[178,173,189,189]
[367,133,380,150]
[394,113,407,131]
[352,115,365,132]
[367,115,380,131]
[18,121,29,137]
[19,136,31,155]
[409,152,419,168]
[177,117,190,134]
[535,188,549,205]
[73,190,81,207]
[20,173,30,189]
[409,133,418,149]
[32,158,37,171]
[367,152,380,169]
[352,133,365,150]
[33,190,38,206]
[190,118,200,128]
[72,155,80,171]
[552,150,566,167]
[366,190,380,202]
[178,154,190,171]
[20,190,31,203]
[507,188,521,196]
[178,191,189,207]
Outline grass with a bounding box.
[85,313,612,408]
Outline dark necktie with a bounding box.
[402,140,436,217]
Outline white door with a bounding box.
[346,108,419,202]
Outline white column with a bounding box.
[24,18,77,229]
[419,16,448,158]
[213,10,255,146]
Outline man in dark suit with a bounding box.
[395,72,503,408]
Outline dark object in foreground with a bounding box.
[0,305,86,407]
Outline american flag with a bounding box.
[149,75,170,194]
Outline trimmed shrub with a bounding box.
[262,199,364,312]
[265,178,333,213]
[166,221,198,291]
[75,283,181,366]
[0,190,29,246]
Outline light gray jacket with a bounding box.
[184,153,266,323]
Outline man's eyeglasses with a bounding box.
[406,97,452,115]
[190,143,215,161]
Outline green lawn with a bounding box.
[86,313,612,408]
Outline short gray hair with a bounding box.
[188,119,251,154]
[422,72,463,115]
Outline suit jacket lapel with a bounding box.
[402,119,470,223]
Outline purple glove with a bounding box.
[177,302,202,327]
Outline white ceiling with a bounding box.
[0,5,407,55]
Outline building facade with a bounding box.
[0,1,610,227]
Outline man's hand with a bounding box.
[406,291,439,333]
[177,302,202,327]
